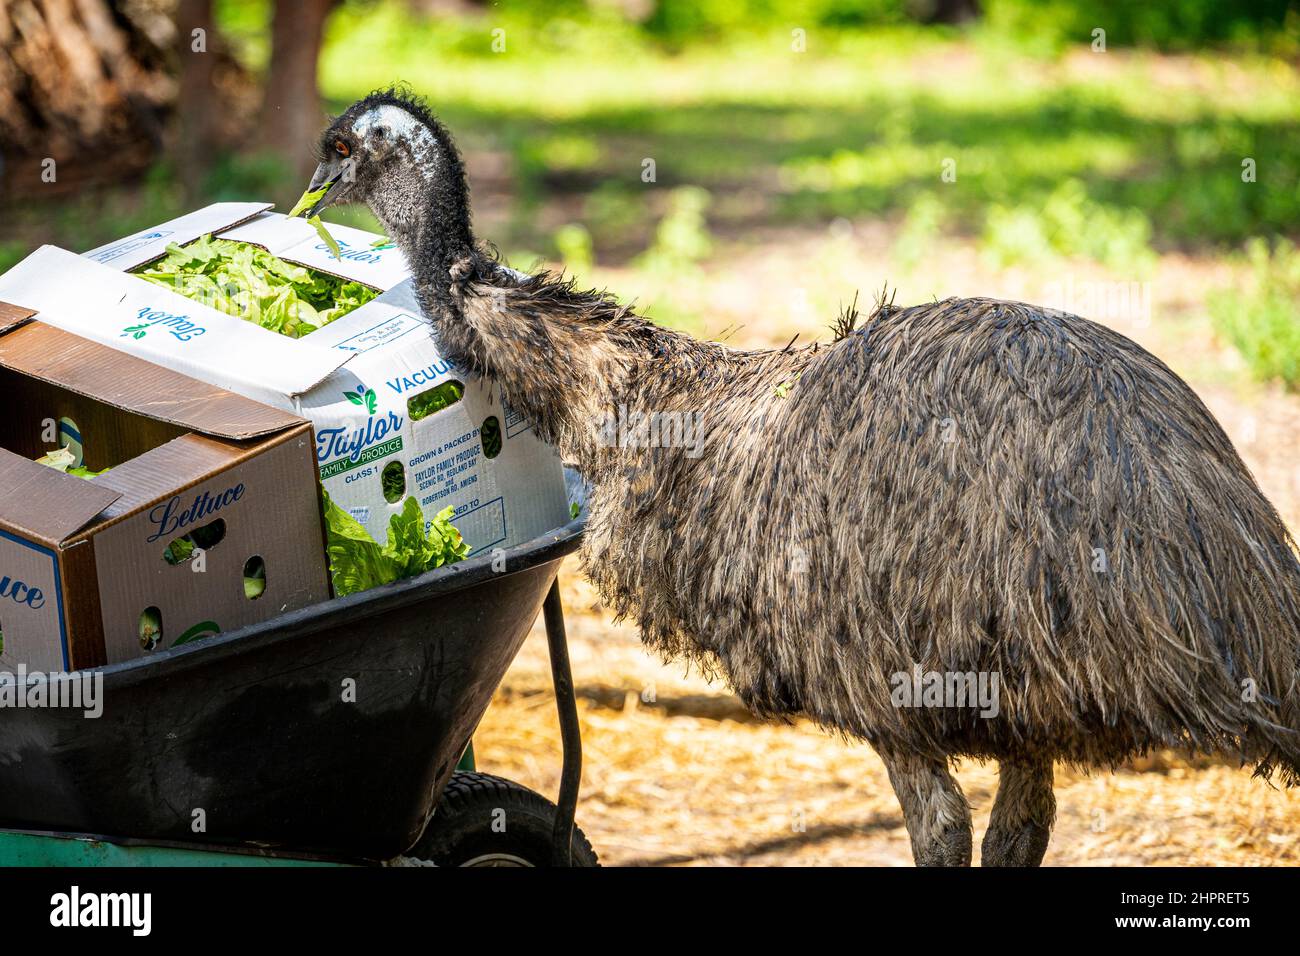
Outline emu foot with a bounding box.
[882,751,974,868]
[981,821,1051,867]
[915,825,974,867]
[981,756,1056,867]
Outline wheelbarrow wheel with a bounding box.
[413,771,599,867]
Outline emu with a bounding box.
[303,89,1300,866]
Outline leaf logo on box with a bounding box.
[0,574,45,611]
[317,383,404,478]
[344,384,379,415]
[120,306,207,343]
[146,484,246,543]
[316,415,404,474]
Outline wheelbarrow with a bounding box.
[0,503,596,867]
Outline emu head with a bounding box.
[301,89,473,257]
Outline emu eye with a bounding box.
[334,139,350,158]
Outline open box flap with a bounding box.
[90,432,259,521]
[0,322,306,440]
[0,447,123,544]
[0,245,353,402]
[0,301,35,336]
[80,202,274,270]
[218,211,411,291]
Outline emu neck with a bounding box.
[385,136,475,316]
[439,272,765,477]
[388,195,469,314]
[383,139,793,474]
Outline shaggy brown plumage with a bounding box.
[453,280,1300,776]
[309,90,1300,865]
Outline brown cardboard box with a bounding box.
[0,302,331,671]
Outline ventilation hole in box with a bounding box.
[381,460,406,503]
[243,556,266,600]
[139,607,163,651]
[161,518,226,565]
[57,416,84,468]
[481,416,502,459]
[189,518,227,550]
[407,380,464,422]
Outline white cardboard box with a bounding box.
[0,203,570,556]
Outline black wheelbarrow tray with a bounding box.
[0,514,590,866]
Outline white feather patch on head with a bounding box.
[353,105,439,178]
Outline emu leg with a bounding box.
[882,752,973,866]
[980,756,1055,867]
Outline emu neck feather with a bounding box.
[445,266,809,478]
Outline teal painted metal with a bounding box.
[456,740,476,772]
[0,830,345,867]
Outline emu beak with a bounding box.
[301,161,349,217]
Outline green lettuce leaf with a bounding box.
[35,447,76,472]
[321,491,469,597]
[162,537,195,566]
[35,447,110,480]
[307,215,343,260]
[287,186,328,218]
[135,235,378,339]
[285,184,343,259]
[407,381,464,421]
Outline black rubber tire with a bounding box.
[412,771,600,867]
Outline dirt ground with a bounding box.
[473,224,1300,867]
[480,572,1300,867]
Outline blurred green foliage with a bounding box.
[305,1,1298,268]
[1210,239,1300,388]
[983,0,1298,55]
[981,179,1155,272]
[637,187,714,273]
[553,222,595,274]
[642,0,910,47]
[2,0,1296,337]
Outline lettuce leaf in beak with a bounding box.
[288,186,329,218]
[288,178,345,260]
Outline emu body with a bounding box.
[308,90,1300,866]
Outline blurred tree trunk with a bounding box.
[175,0,218,198]
[169,0,259,200]
[912,0,981,24]
[0,0,173,195]
[260,0,339,179]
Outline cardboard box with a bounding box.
[0,203,571,555]
[0,303,331,671]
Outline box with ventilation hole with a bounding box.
[0,303,331,671]
[0,202,571,557]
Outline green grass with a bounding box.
[980,178,1156,271]
[316,4,1300,261]
[1210,238,1300,388]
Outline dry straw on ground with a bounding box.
[476,569,1298,866]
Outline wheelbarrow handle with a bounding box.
[544,578,582,866]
